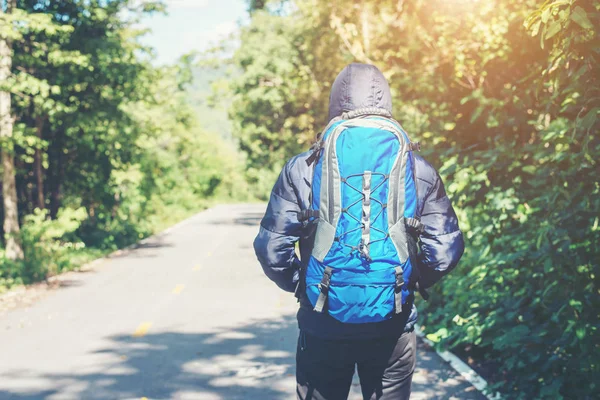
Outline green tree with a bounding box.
[229,0,599,397]
[228,5,344,196]
[0,0,24,260]
[1,0,250,287]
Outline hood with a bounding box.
[328,63,392,121]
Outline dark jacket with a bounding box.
[254,63,464,339]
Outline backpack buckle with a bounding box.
[395,270,405,289]
[394,266,404,313]
[306,140,324,166]
[298,209,319,222]
[358,239,372,262]
[405,217,425,235]
[313,267,333,313]
[318,267,333,292]
[409,142,421,152]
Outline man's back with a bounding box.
[255,147,462,338]
[254,63,464,400]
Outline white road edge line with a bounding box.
[414,325,501,400]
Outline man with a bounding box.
[254,63,464,400]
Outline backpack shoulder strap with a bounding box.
[306,116,343,167]
[311,120,349,262]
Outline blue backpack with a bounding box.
[300,108,425,324]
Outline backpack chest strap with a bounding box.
[298,209,320,222]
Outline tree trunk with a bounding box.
[34,116,45,209]
[0,0,24,260]
[48,129,63,220]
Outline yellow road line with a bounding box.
[132,322,152,338]
[193,264,201,271]
[207,251,212,257]
[172,284,185,294]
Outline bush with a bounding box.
[13,208,91,284]
[420,116,599,399]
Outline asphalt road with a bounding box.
[0,204,486,400]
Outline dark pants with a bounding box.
[296,330,417,400]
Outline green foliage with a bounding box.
[1,1,251,289]
[187,65,234,139]
[422,2,599,397]
[19,207,88,281]
[229,0,599,397]
[227,7,344,198]
[0,207,99,290]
